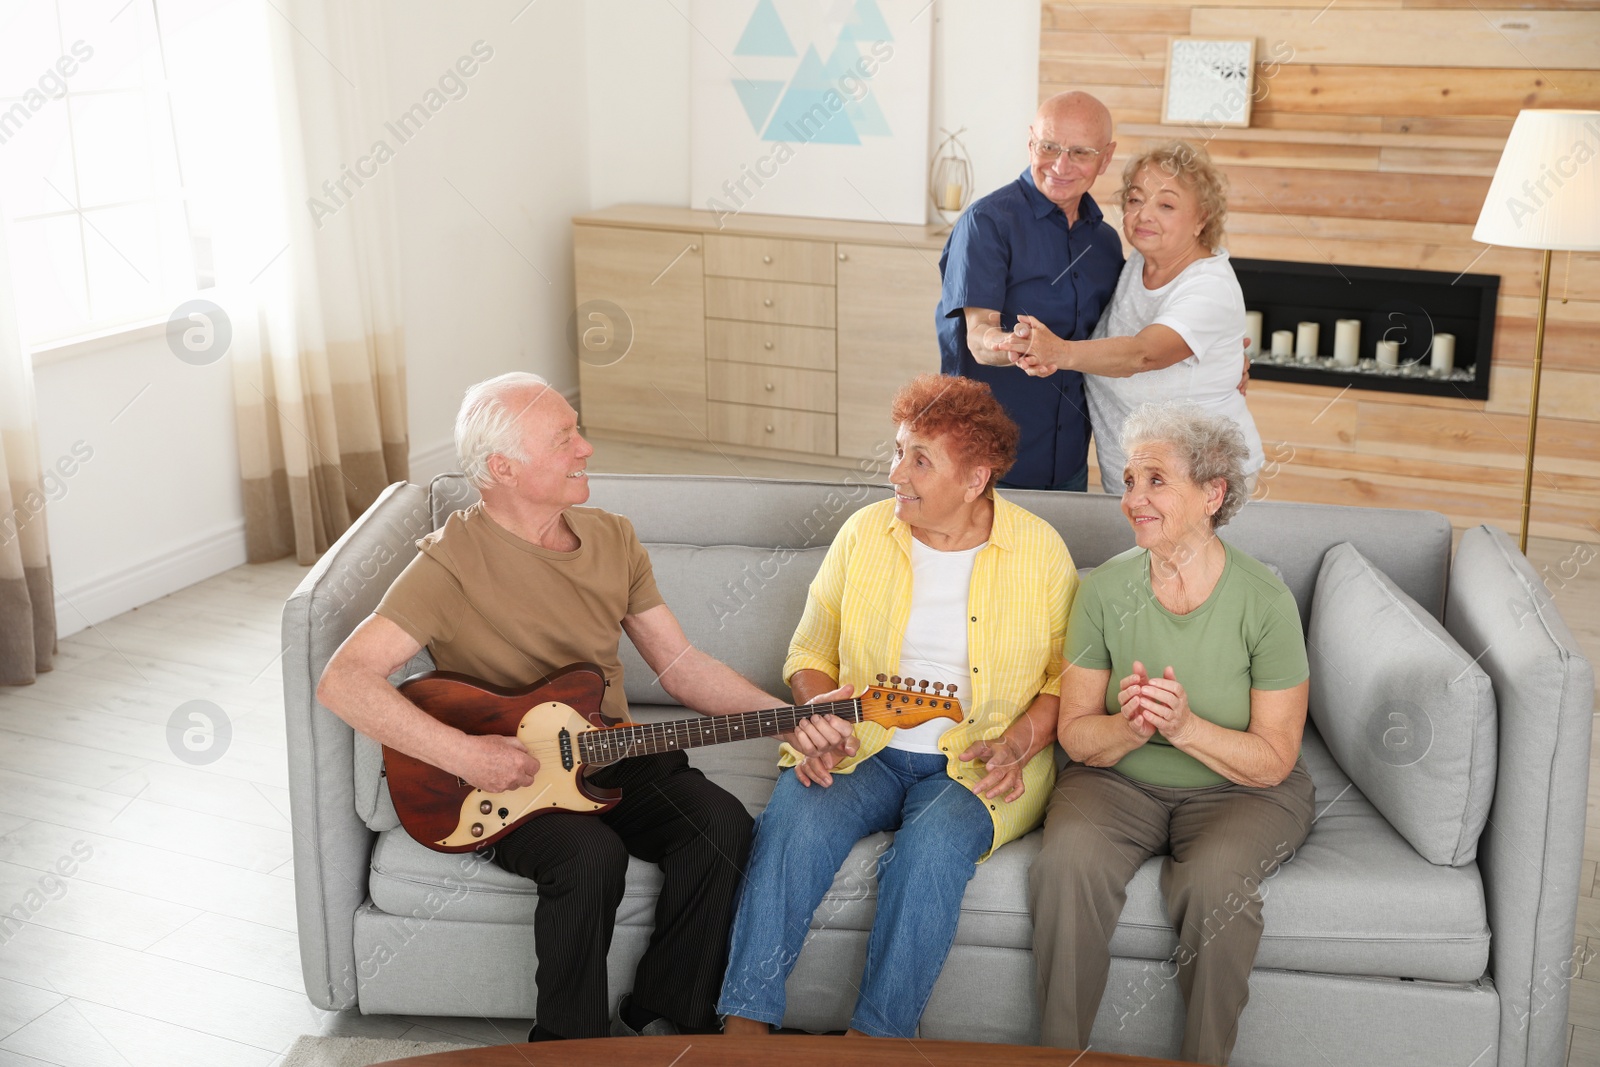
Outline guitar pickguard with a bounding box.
[434,701,604,849]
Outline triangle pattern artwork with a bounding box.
[763,44,860,144]
[845,0,893,41]
[734,79,786,132]
[733,0,797,57]
[826,28,889,137]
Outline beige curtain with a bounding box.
[236,0,408,564]
[0,211,55,684]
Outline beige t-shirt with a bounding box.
[376,502,664,722]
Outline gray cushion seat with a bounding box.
[366,711,1488,985]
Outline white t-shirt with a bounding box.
[1085,249,1264,493]
[887,538,983,753]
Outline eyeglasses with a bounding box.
[1029,139,1104,166]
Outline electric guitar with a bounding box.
[384,662,965,853]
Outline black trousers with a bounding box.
[490,750,753,1038]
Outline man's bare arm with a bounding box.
[623,605,855,755]
[965,307,1014,367]
[317,614,537,793]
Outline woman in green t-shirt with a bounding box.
[1030,403,1316,1066]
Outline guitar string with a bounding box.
[570,693,959,763]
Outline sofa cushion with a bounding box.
[1307,542,1497,866]
[367,717,1487,983]
[620,544,829,707]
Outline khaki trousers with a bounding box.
[1028,760,1316,1065]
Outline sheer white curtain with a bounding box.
[174,0,407,565]
[0,212,55,684]
[235,0,407,563]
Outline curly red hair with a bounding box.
[890,374,1019,490]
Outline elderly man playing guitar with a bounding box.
[317,371,853,1042]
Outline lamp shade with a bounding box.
[1473,109,1600,252]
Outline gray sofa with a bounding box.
[283,474,1594,1066]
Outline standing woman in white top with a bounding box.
[999,141,1264,493]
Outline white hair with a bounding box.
[1121,402,1250,529]
[455,372,553,490]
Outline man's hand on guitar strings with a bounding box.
[457,733,540,793]
[789,685,858,789]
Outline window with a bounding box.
[0,0,196,345]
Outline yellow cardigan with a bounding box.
[781,494,1077,859]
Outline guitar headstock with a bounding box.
[859,674,965,729]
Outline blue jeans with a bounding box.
[716,749,995,1037]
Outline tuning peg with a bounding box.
[876,673,887,684]
[932,682,944,695]
[890,675,901,687]
[947,684,958,697]
[918,679,929,693]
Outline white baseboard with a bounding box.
[53,519,248,638]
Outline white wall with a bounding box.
[35,0,1041,636]
[33,331,246,635]
[384,0,595,479]
[582,0,1041,213]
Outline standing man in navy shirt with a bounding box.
[937,91,1123,492]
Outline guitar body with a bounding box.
[384,664,621,853]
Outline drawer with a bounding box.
[706,319,835,370]
[705,234,836,285]
[708,401,837,456]
[706,277,836,329]
[708,361,836,413]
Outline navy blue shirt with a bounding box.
[937,168,1123,490]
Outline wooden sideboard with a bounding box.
[573,205,947,466]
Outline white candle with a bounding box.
[1271,330,1294,358]
[1377,340,1401,370]
[1333,319,1360,367]
[1296,321,1320,362]
[1245,311,1263,357]
[941,183,963,211]
[1431,332,1456,374]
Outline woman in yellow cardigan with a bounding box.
[718,374,1077,1038]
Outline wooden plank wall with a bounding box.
[1039,2,1600,543]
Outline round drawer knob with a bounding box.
[763,298,773,307]
[764,341,774,350]
[764,424,774,433]
[762,255,773,264]
[764,382,775,392]
[838,252,848,261]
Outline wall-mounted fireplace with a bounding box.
[1234,257,1498,401]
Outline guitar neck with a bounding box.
[575,699,863,764]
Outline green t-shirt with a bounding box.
[1065,541,1308,787]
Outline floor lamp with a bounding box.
[1472,109,1600,553]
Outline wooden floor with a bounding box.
[0,436,1594,1066]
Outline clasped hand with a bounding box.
[989,312,1064,378]
[1117,660,1196,745]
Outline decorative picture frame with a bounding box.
[1161,37,1256,128]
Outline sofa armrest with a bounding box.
[1444,526,1595,1067]
[282,481,435,1009]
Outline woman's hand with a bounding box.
[1117,660,1159,744]
[998,315,1067,377]
[1134,666,1197,745]
[789,685,859,788]
[960,733,1029,803]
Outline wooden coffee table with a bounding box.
[384,1034,1189,1066]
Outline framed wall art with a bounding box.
[1161,37,1256,128]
